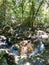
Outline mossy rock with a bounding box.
[3,25,12,36]
[3,25,10,32]
[0,50,6,59]
[14,44,19,50]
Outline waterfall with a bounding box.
[29,40,45,56]
[38,40,45,53]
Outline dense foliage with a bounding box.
[0,0,49,41]
[0,0,49,28]
[0,0,49,65]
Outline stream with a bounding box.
[0,36,49,65]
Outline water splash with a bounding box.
[38,40,45,53]
[29,40,45,56]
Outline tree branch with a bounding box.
[35,0,44,17]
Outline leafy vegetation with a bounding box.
[0,0,49,65]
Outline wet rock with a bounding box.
[0,49,9,54]
[0,49,6,53]
[3,25,10,36]
[0,35,6,40]
[24,62,31,65]
[20,55,27,59]
[37,30,48,39]
[0,36,8,47]
[14,55,20,64]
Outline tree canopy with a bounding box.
[0,0,49,29]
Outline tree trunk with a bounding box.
[3,0,6,22]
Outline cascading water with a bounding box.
[29,39,45,56]
[38,40,45,53]
[0,35,48,65]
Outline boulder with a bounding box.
[0,35,6,40]
[13,44,19,50]
[37,30,48,39]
